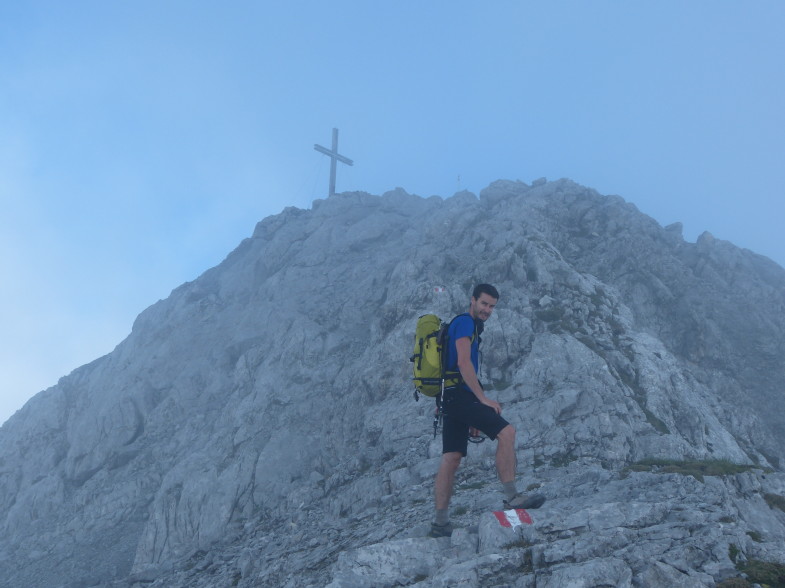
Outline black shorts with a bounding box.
[441,386,510,456]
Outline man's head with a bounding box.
[469,283,499,322]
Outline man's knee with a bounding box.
[496,424,516,444]
[441,451,463,471]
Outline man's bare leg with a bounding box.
[495,424,517,484]
[496,424,547,509]
[435,451,463,510]
[430,451,463,536]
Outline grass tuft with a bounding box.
[625,459,761,482]
[764,493,785,513]
[746,530,763,543]
[737,559,785,587]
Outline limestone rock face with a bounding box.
[1,179,784,587]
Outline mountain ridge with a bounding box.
[1,178,784,587]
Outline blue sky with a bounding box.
[1,1,783,425]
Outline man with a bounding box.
[430,283,545,538]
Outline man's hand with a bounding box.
[481,397,502,414]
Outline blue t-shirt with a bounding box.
[446,314,479,375]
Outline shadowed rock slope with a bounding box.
[1,179,784,587]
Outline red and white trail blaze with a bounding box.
[493,509,533,529]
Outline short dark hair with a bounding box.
[472,283,499,300]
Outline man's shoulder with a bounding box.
[451,312,472,322]
[449,313,475,338]
[450,313,473,326]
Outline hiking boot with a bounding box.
[504,493,546,510]
[428,521,454,538]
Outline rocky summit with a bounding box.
[1,178,785,588]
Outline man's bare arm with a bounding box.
[455,337,501,414]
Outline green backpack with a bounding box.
[410,313,472,399]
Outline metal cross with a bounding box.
[314,128,354,197]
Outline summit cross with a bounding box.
[314,128,354,197]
